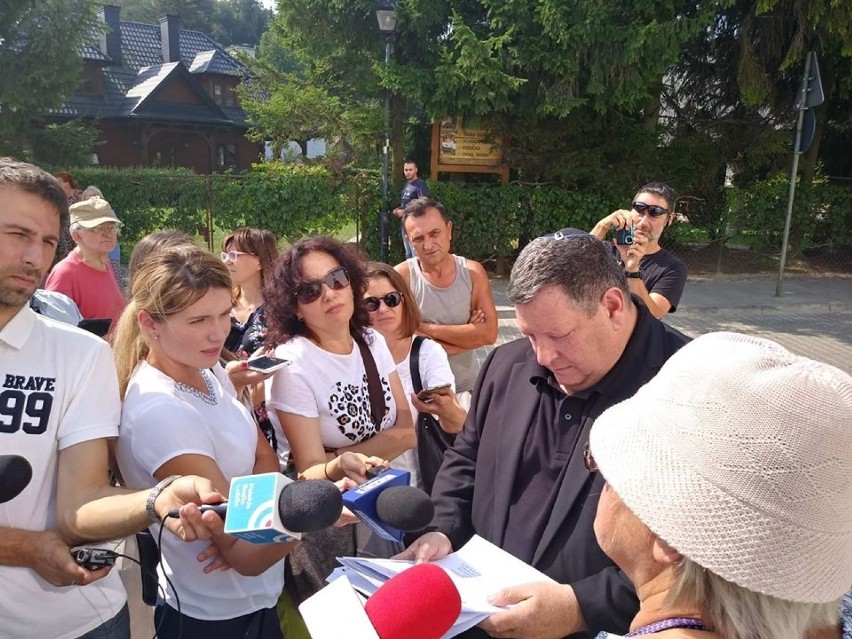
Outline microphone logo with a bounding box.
[247,498,277,529]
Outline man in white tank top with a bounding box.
[395,197,497,394]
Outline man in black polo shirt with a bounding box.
[397,231,689,638]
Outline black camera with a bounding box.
[72,547,118,571]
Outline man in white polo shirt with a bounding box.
[0,158,225,639]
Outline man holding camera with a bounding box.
[590,182,687,319]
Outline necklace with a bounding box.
[173,369,217,406]
[626,617,706,636]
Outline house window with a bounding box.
[213,83,223,105]
[224,85,235,107]
[217,143,237,168]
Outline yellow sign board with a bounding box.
[436,117,503,165]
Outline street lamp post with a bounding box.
[376,2,397,263]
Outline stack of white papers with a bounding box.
[330,534,556,638]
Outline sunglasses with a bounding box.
[632,201,670,217]
[221,250,251,261]
[364,292,403,312]
[539,229,594,241]
[294,266,350,304]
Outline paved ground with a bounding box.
[478,274,852,374]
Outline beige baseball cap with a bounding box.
[69,196,120,228]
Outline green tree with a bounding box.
[210,0,272,47]
[114,0,215,32]
[242,1,391,166]
[0,0,102,159]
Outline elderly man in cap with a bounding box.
[398,229,689,638]
[45,196,125,331]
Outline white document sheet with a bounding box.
[332,534,557,638]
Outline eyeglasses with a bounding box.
[632,201,670,217]
[364,292,403,312]
[583,444,598,473]
[220,250,251,262]
[85,223,120,236]
[294,266,350,304]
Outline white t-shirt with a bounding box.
[0,307,126,639]
[116,361,285,621]
[391,337,455,489]
[266,329,398,469]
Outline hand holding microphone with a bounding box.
[343,468,435,542]
[167,473,343,543]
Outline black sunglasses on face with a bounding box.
[632,201,670,217]
[364,291,403,312]
[294,266,350,304]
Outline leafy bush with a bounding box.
[726,173,852,255]
[63,164,850,268]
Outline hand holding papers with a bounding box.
[321,535,557,638]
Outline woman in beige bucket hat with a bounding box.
[589,332,851,639]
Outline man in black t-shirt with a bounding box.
[591,182,687,318]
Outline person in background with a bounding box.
[220,228,280,450]
[365,261,466,494]
[590,182,687,319]
[264,236,413,602]
[127,230,196,286]
[222,228,278,358]
[589,332,852,639]
[79,186,122,287]
[396,197,498,403]
[44,196,125,331]
[113,246,292,639]
[52,170,82,262]
[392,159,429,258]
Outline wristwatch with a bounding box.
[146,475,181,523]
[625,271,643,279]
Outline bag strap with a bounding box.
[355,335,385,429]
[409,336,426,394]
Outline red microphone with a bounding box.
[300,562,462,639]
[365,563,462,639]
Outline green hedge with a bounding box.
[66,164,851,264]
[726,173,852,255]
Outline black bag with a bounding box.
[410,336,457,496]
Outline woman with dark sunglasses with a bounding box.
[364,262,467,494]
[263,237,414,479]
[262,237,415,601]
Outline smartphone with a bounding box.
[246,355,290,373]
[615,226,635,246]
[416,383,452,403]
[77,318,112,337]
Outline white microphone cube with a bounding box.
[223,472,301,544]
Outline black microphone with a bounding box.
[167,478,342,536]
[374,486,435,532]
[0,455,33,504]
